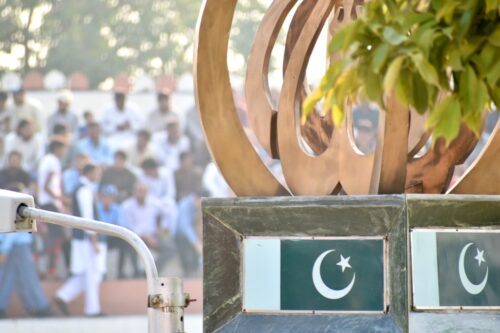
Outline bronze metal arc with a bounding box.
[194,0,289,196]
[277,0,341,195]
[245,0,299,159]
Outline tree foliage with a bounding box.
[303,0,500,144]
[0,0,269,86]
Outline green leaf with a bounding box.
[371,43,390,73]
[395,67,411,106]
[328,21,360,54]
[411,53,441,87]
[486,60,500,86]
[459,66,478,114]
[486,0,499,13]
[332,104,344,127]
[489,28,500,48]
[382,26,408,45]
[302,88,324,123]
[436,2,458,24]
[445,43,464,71]
[364,70,383,104]
[426,94,461,144]
[384,56,405,92]
[411,73,430,114]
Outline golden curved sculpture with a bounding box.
[194,0,500,196]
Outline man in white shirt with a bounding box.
[147,90,177,133]
[47,90,79,135]
[55,164,106,317]
[120,183,175,275]
[8,86,43,133]
[153,118,190,171]
[5,118,43,173]
[100,92,142,150]
[37,140,66,278]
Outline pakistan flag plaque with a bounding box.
[244,238,385,312]
[412,230,500,309]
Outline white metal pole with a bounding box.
[17,205,187,333]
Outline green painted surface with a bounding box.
[281,239,384,311]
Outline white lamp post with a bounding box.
[0,190,190,333]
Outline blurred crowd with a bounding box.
[0,85,233,318]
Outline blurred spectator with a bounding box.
[63,153,90,195]
[100,150,137,203]
[77,122,113,166]
[79,110,94,139]
[127,129,155,167]
[0,151,33,191]
[153,118,190,171]
[174,192,203,277]
[55,164,106,317]
[353,104,378,154]
[147,90,177,133]
[38,140,66,278]
[120,183,175,277]
[175,152,202,201]
[8,86,43,133]
[0,91,12,136]
[0,183,53,319]
[47,90,79,135]
[100,92,142,150]
[202,162,232,198]
[4,119,43,173]
[140,158,175,201]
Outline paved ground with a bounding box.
[0,315,203,333]
[6,279,202,317]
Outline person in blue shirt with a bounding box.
[0,185,53,318]
[77,122,113,166]
[96,184,122,277]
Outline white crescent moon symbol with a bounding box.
[458,242,488,295]
[312,250,356,300]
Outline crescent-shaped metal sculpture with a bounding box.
[194,0,500,197]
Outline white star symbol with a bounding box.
[474,248,486,267]
[336,254,351,272]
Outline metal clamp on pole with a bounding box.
[17,204,189,333]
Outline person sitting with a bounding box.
[0,150,33,192]
[140,158,175,201]
[77,122,113,166]
[127,129,155,168]
[100,150,137,203]
[119,183,175,277]
[4,119,43,173]
[100,92,142,150]
[152,117,190,171]
[47,90,79,135]
[175,151,202,201]
[8,86,43,133]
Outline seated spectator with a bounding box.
[0,151,33,192]
[100,151,137,202]
[79,110,94,139]
[0,90,12,136]
[47,90,79,135]
[4,119,43,173]
[77,122,113,166]
[175,152,202,201]
[127,129,155,168]
[147,90,177,133]
[96,185,123,278]
[120,183,175,276]
[100,92,142,150]
[175,191,203,277]
[153,118,190,171]
[140,158,175,201]
[63,153,90,195]
[8,86,43,133]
